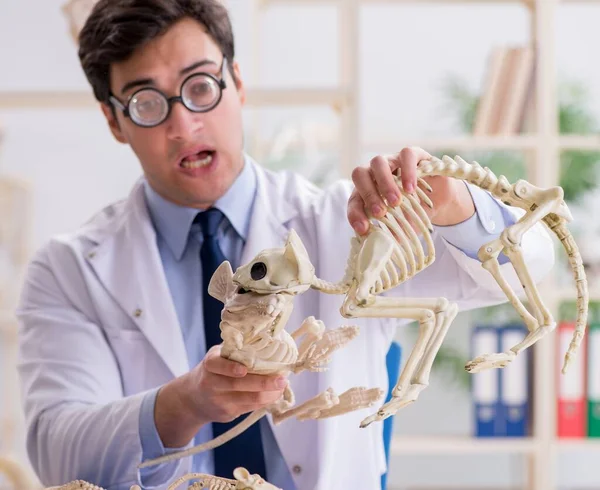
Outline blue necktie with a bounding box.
[196,208,267,479]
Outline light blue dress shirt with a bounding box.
[137,157,515,489]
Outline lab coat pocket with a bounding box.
[105,328,149,395]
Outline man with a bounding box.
[15,1,555,489]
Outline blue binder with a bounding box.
[498,323,530,437]
[471,325,503,436]
[381,341,402,490]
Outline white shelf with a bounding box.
[390,436,600,456]
[555,439,600,451]
[363,135,539,153]
[391,435,538,455]
[364,135,600,153]
[559,135,600,150]
[0,88,350,110]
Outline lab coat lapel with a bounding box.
[240,164,296,265]
[86,180,189,378]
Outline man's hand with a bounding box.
[154,345,288,448]
[347,147,475,235]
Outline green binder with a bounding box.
[588,318,600,437]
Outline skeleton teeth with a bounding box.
[181,153,213,168]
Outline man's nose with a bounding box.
[166,102,204,140]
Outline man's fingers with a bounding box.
[203,349,247,377]
[395,147,431,193]
[213,372,288,392]
[350,166,386,220]
[347,190,369,235]
[211,389,287,423]
[370,155,400,207]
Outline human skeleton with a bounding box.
[137,153,588,470]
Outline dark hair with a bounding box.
[78,0,236,103]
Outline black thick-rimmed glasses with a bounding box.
[109,57,229,128]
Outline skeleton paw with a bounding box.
[295,325,360,373]
[360,384,425,428]
[315,386,384,419]
[465,351,516,373]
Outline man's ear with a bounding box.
[100,102,127,144]
[231,60,246,106]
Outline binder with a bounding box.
[557,320,587,438]
[587,321,600,437]
[499,324,530,437]
[471,325,503,437]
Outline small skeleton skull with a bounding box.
[232,229,314,294]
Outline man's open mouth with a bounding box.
[180,150,215,169]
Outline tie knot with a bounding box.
[195,208,225,238]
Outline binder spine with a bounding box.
[587,322,600,437]
[472,325,503,437]
[499,324,530,437]
[557,321,587,438]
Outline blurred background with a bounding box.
[2,0,600,489]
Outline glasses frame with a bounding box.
[109,57,229,128]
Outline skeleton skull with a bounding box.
[232,229,315,294]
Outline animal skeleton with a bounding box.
[44,467,281,490]
[140,234,385,469]
[141,153,588,468]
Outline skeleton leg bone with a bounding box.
[477,238,538,331]
[466,214,558,373]
[289,316,361,373]
[502,203,557,327]
[271,386,383,424]
[341,295,458,426]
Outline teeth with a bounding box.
[181,153,213,169]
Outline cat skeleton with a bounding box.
[139,231,384,469]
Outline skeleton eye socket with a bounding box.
[250,262,267,281]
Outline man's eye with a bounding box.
[138,100,159,111]
[192,82,211,94]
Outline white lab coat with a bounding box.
[16,162,555,490]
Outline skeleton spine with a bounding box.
[311,236,359,294]
[417,155,513,198]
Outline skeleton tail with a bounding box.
[543,217,589,374]
[138,409,268,469]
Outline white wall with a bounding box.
[1,1,600,489]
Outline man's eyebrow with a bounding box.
[120,59,218,95]
[180,59,217,76]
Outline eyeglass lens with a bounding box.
[129,74,222,126]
